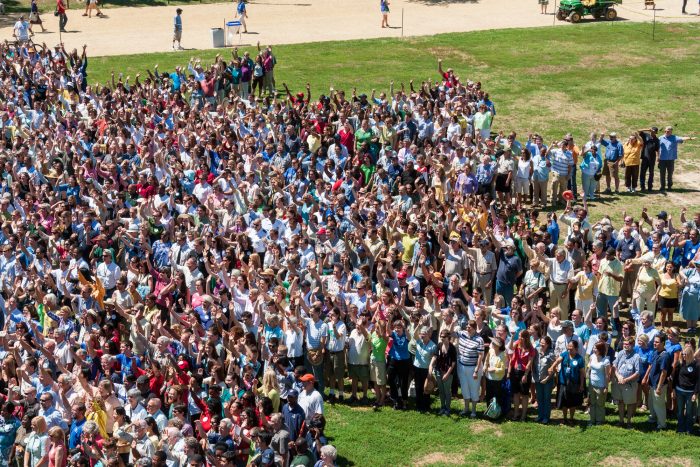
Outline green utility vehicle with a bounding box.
[556,0,621,23]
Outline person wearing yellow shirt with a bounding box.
[400,224,418,264]
[622,132,643,193]
[631,258,661,315]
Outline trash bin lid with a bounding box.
[212,27,223,30]
[227,21,242,26]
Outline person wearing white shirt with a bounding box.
[125,389,148,422]
[545,248,575,319]
[297,375,324,421]
[326,309,347,400]
[192,180,213,204]
[96,250,121,294]
[145,398,169,432]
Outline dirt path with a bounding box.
[0,0,696,57]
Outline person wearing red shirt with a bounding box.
[509,329,535,421]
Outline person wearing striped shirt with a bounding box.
[456,320,485,418]
[547,141,573,207]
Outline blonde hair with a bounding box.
[261,369,279,394]
[32,416,47,434]
[48,426,65,441]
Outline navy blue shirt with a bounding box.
[282,402,306,441]
[496,250,522,285]
[648,349,672,388]
[616,236,640,262]
[69,418,86,449]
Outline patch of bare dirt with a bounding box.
[469,420,503,437]
[649,457,695,467]
[599,456,643,467]
[414,452,464,466]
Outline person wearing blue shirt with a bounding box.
[599,132,624,194]
[413,327,437,412]
[643,333,672,430]
[387,320,411,410]
[530,145,550,207]
[658,126,694,192]
[173,8,183,51]
[68,403,87,449]
[0,402,21,467]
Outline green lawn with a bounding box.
[85,21,700,225]
[325,400,700,466]
[70,21,700,466]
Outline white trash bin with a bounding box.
[211,28,225,48]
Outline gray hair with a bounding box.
[320,445,337,460]
[83,421,99,435]
[127,388,141,400]
[219,418,233,431]
[641,311,654,321]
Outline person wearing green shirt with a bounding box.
[355,119,375,153]
[596,247,624,335]
[370,318,389,410]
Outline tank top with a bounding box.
[516,158,531,179]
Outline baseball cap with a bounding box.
[288,389,299,398]
[300,374,316,383]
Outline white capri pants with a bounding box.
[457,362,482,401]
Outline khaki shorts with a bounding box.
[612,380,638,405]
[325,351,345,381]
[370,359,387,385]
[173,29,182,41]
[514,177,530,195]
[349,364,370,382]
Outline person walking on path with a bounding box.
[381,0,390,28]
[236,0,249,33]
[173,8,183,50]
[83,0,104,18]
[56,0,68,33]
[13,15,32,44]
[29,0,46,33]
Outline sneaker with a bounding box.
[328,394,336,403]
[459,410,469,417]
[338,394,344,403]
[603,189,612,194]
[348,395,358,404]
[470,412,477,419]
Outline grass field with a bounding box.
[85,21,700,226]
[87,23,700,465]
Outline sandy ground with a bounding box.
[0,0,697,56]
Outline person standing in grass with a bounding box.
[587,341,610,426]
[642,333,672,430]
[456,319,484,418]
[549,340,585,425]
[370,318,389,411]
[380,0,390,28]
[533,336,556,424]
[430,329,457,416]
[612,336,640,428]
[413,326,437,412]
[387,319,411,411]
[508,329,535,421]
[173,8,183,51]
[622,132,643,193]
[673,345,700,434]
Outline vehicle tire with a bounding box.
[569,11,582,23]
[605,8,617,20]
[556,9,567,20]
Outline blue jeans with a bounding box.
[496,280,514,304]
[581,172,597,200]
[676,387,695,433]
[536,379,554,422]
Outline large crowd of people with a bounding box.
[0,38,699,467]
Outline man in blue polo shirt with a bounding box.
[658,126,695,192]
[600,131,624,194]
[643,333,672,430]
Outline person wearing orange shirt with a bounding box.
[622,132,643,192]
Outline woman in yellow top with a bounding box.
[658,261,681,327]
[256,369,281,412]
[622,132,643,193]
[632,258,661,315]
[573,260,598,313]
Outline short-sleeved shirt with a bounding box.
[613,349,641,379]
[304,318,328,350]
[648,349,672,388]
[414,339,437,369]
[457,331,484,366]
[617,236,640,262]
[598,258,623,296]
